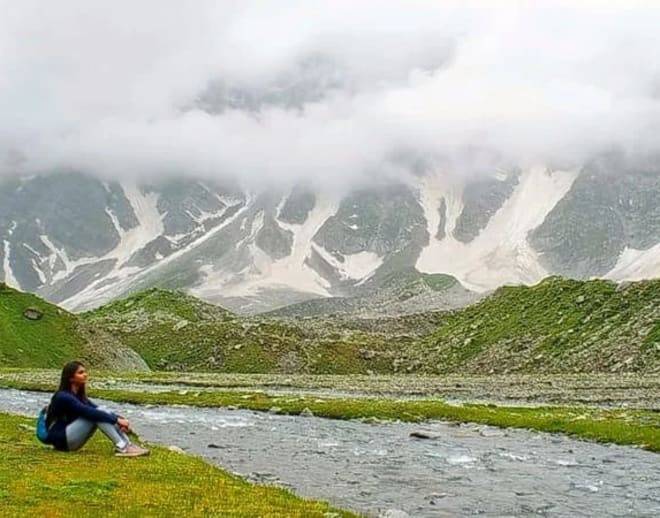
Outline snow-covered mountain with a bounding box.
[1,155,659,313]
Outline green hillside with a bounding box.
[85,278,659,375]
[4,276,659,374]
[380,268,458,291]
[83,288,406,373]
[0,282,87,367]
[0,282,148,370]
[416,277,660,373]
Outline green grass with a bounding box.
[644,320,660,351]
[84,294,404,374]
[2,277,659,375]
[381,268,457,291]
[87,287,233,322]
[86,277,659,375]
[3,379,659,453]
[421,277,660,373]
[0,412,354,517]
[0,283,88,368]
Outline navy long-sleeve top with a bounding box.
[46,390,118,451]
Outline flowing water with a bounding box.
[1,389,658,517]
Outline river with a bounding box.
[1,389,658,517]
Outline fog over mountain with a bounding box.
[1,2,659,314]
[2,1,660,187]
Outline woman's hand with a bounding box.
[117,417,131,433]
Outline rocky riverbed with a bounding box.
[2,388,659,517]
[3,372,659,409]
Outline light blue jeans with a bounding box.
[65,412,131,451]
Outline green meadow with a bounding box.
[0,412,354,517]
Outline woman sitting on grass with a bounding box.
[45,360,149,457]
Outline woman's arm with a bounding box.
[57,392,118,424]
[87,398,122,419]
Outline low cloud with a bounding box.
[1,1,659,187]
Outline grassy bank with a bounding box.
[2,379,659,452]
[0,412,353,517]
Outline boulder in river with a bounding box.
[410,431,441,440]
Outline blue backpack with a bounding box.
[36,406,51,444]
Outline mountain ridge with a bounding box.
[1,155,659,313]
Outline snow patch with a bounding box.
[112,184,164,264]
[185,208,221,225]
[215,193,244,207]
[105,208,123,236]
[195,195,338,299]
[167,233,189,244]
[416,167,579,291]
[31,258,46,284]
[61,192,252,311]
[311,243,383,282]
[2,239,21,289]
[22,243,40,256]
[39,184,166,288]
[39,235,88,283]
[605,243,660,282]
[275,193,288,221]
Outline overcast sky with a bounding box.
[1,1,659,187]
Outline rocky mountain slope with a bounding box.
[265,268,480,318]
[1,152,658,314]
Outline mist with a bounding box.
[1,1,660,188]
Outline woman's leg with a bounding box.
[96,421,131,450]
[65,418,130,451]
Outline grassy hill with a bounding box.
[85,278,659,375]
[0,282,87,367]
[83,288,407,373]
[413,277,660,374]
[4,277,659,374]
[0,282,147,370]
